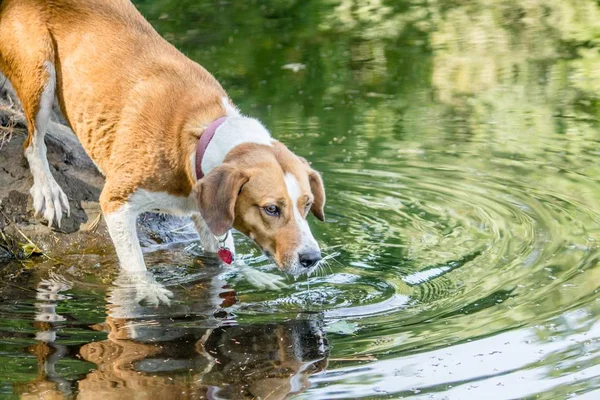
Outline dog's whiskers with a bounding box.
[323,259,334,275]
[321,250,343,269]
[321,251,340,261]
[319,260,327,276]
[309,257,330,278]
[314,251,337,276]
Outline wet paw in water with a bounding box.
[110,271,174,309]
[237,263,287,290]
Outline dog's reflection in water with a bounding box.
[19,275,74,400]
[22,271,329,400]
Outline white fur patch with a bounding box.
[201,116,272,175]
[130,189,198,216]
[222,96,241,116]
[104,205,147,272]
[284,173,319,253]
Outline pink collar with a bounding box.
[195,117,227,180]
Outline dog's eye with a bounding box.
[263,205,280,217]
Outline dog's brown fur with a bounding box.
[0,0,225,213]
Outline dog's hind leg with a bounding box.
[0,17,70,227]
[24,60,70,228]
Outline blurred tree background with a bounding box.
[133,0,600,132]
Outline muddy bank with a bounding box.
[0,79,195,263]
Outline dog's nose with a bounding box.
[299,251,322,269]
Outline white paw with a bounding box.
[133,281,174,307]
[30,176,70,228]
[110,272,174,310]
[238,264,287,291]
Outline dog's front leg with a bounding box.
[102,203,146,272]
[192,214,219,253]
[110,270,173,309]
[101,193,173,305]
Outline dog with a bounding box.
[0,0,325,280]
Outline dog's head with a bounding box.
[195,140,325,276]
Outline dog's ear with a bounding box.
[308,169,326,221]
[195,164,249,236]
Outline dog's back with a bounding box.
[0,0,225,173]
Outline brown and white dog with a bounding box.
[0,0,325,280]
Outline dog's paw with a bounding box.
[110,271,173,310]
[133,281,174,307]
[238,265,287,291]
[30,176,70,228]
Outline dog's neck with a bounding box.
[199,115,272,177]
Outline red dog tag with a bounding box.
[218,247,234,264]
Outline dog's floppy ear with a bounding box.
[308,169,326,221]
[195,164,249,236]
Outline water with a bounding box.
[2,1,600,398]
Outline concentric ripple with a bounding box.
[233,136,600,335]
